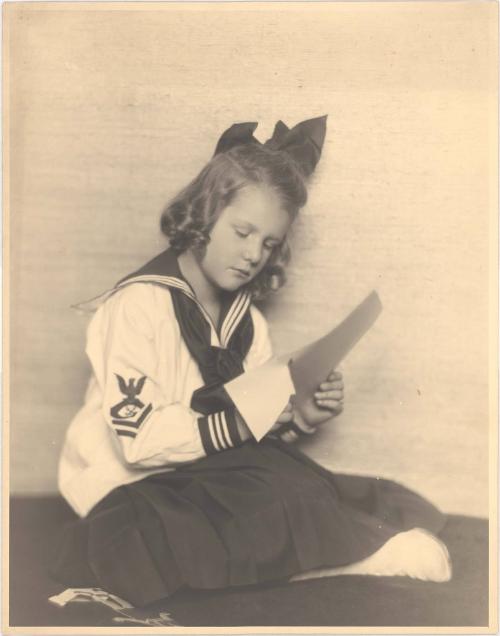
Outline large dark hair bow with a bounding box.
[213,115,327,177]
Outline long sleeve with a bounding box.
[86,285,212,469]
[59,283,260,517]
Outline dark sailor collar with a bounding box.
[73,248,252,349]
[116,248,196,301]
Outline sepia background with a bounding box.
[8,2,496,517]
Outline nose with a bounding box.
[243,239,263,266]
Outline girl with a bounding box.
[52,116,451,608]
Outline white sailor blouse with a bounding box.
[58,250,274,518]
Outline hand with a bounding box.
[269,401,300,444]
[269,399,316,443]
[269,401,294,433]
[314,370,344,416]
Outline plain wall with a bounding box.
[7,2,496,516]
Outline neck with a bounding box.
[177,249,222,308]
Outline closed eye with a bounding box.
[234,227,250,238]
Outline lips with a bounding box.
[231,267,251,278]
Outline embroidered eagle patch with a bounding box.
[110,374,153,431]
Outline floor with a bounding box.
[8,496,489,628]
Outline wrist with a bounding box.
[289,395,306,430]
[293,407,317,434]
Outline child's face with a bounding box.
[199,184,291,293]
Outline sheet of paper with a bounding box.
[288,290,383,425]
[225,291,382,438]
[225,357,294,442]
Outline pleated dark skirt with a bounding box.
[51,439,445,606]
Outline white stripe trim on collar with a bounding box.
[118,274,219,338]
[116,275,251,350]
[116,275,195,300]
[220,291,252,347]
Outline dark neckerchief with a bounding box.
[117,248,254,415]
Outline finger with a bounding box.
[319,380,344,391]
[281,430,298,444]
[315,400,344,413]
[327,370,343,381]
[276,410,294,425]
[315,398,343,410]
[315,389,343,400]
[295,419,317,435]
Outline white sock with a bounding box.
[290,528,452,583]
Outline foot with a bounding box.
[290,528,452,583]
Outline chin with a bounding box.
[218,274,253,293]
[220,280,249,293]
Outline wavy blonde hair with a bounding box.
[160,144,308,299]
